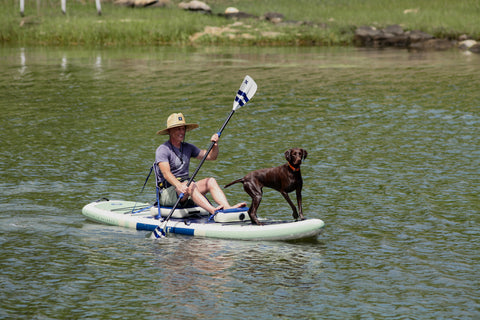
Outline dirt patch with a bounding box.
[190,22,283,43]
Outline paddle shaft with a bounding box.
[156,109,236,234]
[187,109,235,187]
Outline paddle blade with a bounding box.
[150,227,166,239]
[233,75,257,111]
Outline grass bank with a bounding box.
[1,0,479,47]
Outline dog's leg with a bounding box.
[296,188,305,220]
[243,182,264,225]
[281,191,299,220]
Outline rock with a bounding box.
[150,0,170,7]
[458,40,477,50]
[355,26,379,37]
[263,12,285,24]
[406,30,434,43]
[469,43,480,54]
[354,25,409,47]
[353,25,458,50]
[409,39,455,51]
[354,26,381,46]
[403,8,419,14]
[225,7,239,14]
[178,0,211,13]
[384,24,404,36]
[381,25,408,47]
[115,0,168,8]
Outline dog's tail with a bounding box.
[224,178,244,188]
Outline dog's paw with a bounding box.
[251,220,264,226]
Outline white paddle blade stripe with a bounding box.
[151,227,166,239]
[233,75,257,110]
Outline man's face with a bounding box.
[169,126,186,141]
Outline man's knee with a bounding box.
[205,177,219,188]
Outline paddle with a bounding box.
[151,75,258,239]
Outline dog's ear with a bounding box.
[284,149,291,162]
[301,149,308,160]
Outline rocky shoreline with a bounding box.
[354,25,480,54]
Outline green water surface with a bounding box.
[1,46,479,319]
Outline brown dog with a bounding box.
[224,148,307,225]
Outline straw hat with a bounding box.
[156,113,199,135]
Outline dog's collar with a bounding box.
[288,163,300,172]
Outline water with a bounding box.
[1,45,479,319]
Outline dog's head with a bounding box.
[285,148,308,167]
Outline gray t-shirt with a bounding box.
[155,141,201,186]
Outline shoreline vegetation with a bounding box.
[1,0,479,53]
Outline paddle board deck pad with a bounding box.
[82,199,325,241]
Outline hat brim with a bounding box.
[156,123,199,135]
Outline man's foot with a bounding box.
[231,202,247,209]
[212,203,246,214]
[213,205,224,214]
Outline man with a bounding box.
[155,112,245,214]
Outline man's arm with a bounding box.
[197,133,219,160]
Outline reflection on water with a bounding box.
[19,47,26,76]
[145,237,327,319]
[0,45,479,319]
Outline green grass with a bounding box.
[1,0,479,46]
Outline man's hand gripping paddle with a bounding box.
[151,75,258,239]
